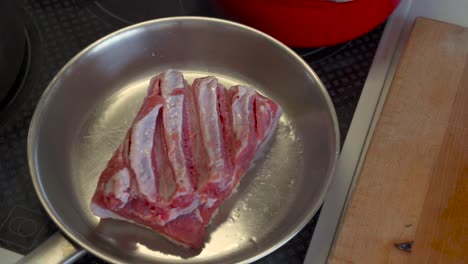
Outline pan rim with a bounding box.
[27,16,340,264]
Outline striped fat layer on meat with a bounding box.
[183,78,206,190]
[254,95,283,151]
[129,103,163,203]
[192,77,230,187]
[230,85,257,175]
[104,168,131,209]
[153,113,177,201]
[159,70,194,195]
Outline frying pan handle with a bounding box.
[16,232,86,264]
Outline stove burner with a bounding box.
[295,43,348,63]
[79,0,218,27]
[0,38,29,111]
[0,9,41,118]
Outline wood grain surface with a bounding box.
[329,17,468,264]
[408,57,468,264]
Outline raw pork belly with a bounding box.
[91,70,282,248]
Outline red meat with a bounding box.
[91,70,282,249]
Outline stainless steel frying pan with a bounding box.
[23,17,339,264]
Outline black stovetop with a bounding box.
[0,0,384,263]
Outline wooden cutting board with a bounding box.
[329,17,468,263]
